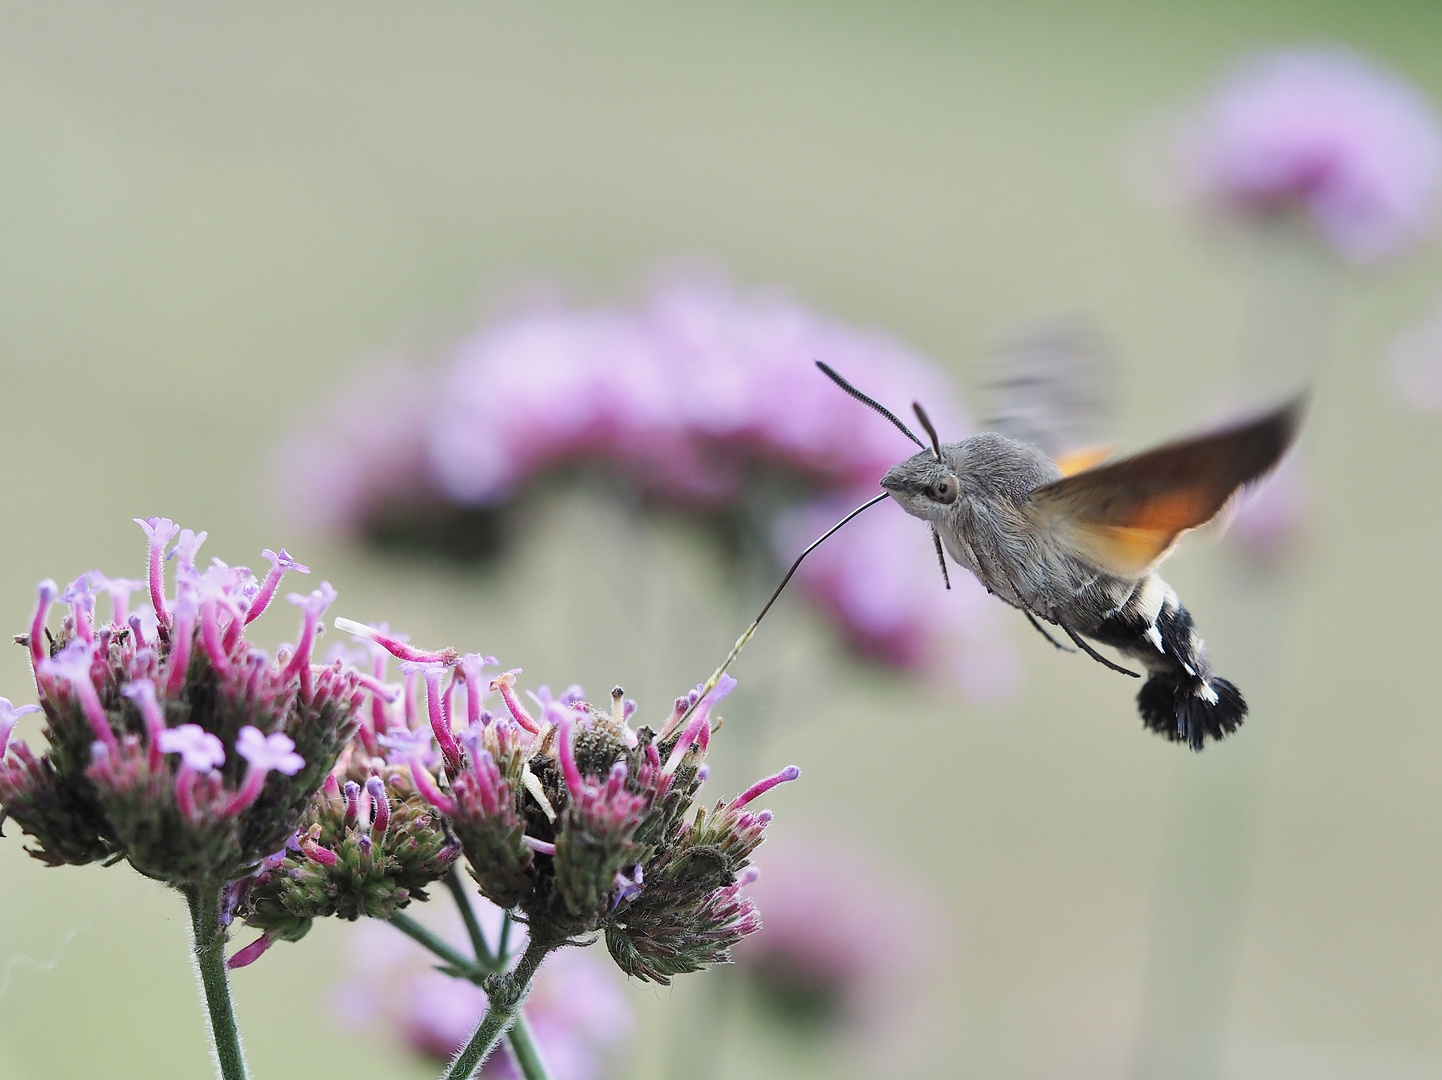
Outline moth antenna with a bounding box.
[912,401,943,460]
[815,360,927,450]
[679,491,892,726]
[930,527,951,590]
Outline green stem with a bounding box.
[387,912,551,1080]
[445,868,496,967]
[389,911,476,973]
[496,909,513,961]
[183,882,249,1080]
[444,939,552,1080]
[502,1012,549,1079]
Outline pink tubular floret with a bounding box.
[332,618,459,666]
[42,642,116,752]
[0,699,40,760]
[662,712,710,777]
[557,715,585,797]
[135,517,180,628]
[62,576,95,644]
[227,933,275,970]
[460,654,488,727]
[365,776,390,837]
[729,765,801,811]
[405,662,461,773]
[408,756,458,816]
[28,580,57,673]
[198,601,231,676]
[283,583,338,700]
[490,670,540,734]
[165,595,198,698]
[299,832,338,868]
[246,548,310,625]
[223,727,305,816]
[121,680,167,770]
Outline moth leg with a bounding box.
[1023,609,1076,653]
[969,540,1034,612]
[1056,619,1142,678]
[930,527,952,591]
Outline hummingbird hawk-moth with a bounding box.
[680,349,1302,752]
[820,357,1303,751]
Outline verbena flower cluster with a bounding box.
[274,273,1012,697]
[0,519,363,885]
[233,617,797,981]
[1175,46,1442,262]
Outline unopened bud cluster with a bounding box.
[231,762,461,965]
[334,621,800,983]
[0,519,374,886]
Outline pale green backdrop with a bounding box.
[1,3,1440,1079]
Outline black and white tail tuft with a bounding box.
[1136,675,1247,752]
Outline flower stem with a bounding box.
[389,911,475,972]
[445,868,496,967]
[444,939,552,1080]
[497,909,513,960]
[502,1010,548,1079]
[387,911,552,1080]
[183,881,249,1080]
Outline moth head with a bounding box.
[881,450,963,522]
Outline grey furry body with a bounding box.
[882,434,1218,701]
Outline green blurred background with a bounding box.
[3,2,1442,1078]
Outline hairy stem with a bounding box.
[444,939,552,1080]
[388,912,551,1080]
[183,882,248,1080]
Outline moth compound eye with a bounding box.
[930,474,960,504]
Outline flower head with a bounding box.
[1176,46,1442,261]
[350,625,794,977]
[232,761,461,939]
[0,519,376,884]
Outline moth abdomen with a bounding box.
[1087,587,1246,751]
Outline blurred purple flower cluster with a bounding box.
[733,831,944,1039]
[1175,46,1442,262]
[334,903,632,1079]
[278,274,1013,698]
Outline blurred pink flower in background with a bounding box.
[277,272,1011,695]
[1176,46,1442,262]
[275,360,435,535]
[732,831,943,1037]
[1225,452,1312,566]
[778,490,1021,700]
[333,904,632,1079]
